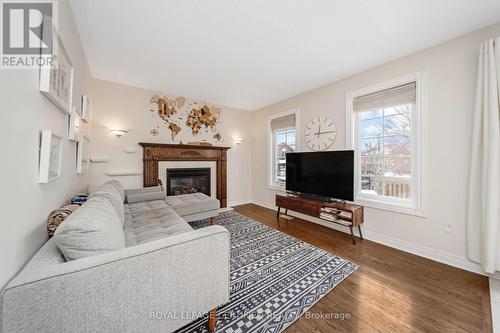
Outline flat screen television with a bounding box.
[285,150,354,201]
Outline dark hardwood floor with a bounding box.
[233,203,492,333]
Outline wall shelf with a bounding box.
[90,156,111,163]
[124,146,138,153]
[106,171,142,176]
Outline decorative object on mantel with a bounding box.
[67,107,81,141]
[81,95,90,122]
[109,128,128,137]
[38,130,63,183]
[187,141,213,146]
[47,204,80,237]
[150,95,223,142]
[304,116,337,151]
[90,155,111,163]
[39,34,74,114]
[106,170,143,176]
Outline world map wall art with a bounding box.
[150,95,222,142]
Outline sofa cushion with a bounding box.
[164,193,220,217]
[126,199,167,214]
[53,197,126,261]
[126,190,165,204]
[107,180,125,203]
[124,202,192,246]
[90,184,125,225]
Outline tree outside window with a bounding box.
[359,104,412,199]
[274,130,296,185]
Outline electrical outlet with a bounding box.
[444,222,453,235]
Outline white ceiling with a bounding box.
[70,0,500,110]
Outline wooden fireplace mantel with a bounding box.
[139,142,231,208]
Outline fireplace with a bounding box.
[139,143,230,207]
[166,168,211,196]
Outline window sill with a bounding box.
[267,185,286,192]
[355,196,425,217]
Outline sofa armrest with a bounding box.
[124,186,164,203]
[1,226,230,333]
[124,186,162,197]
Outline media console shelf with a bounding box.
[275,194,364,244]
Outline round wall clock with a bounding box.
[304,116,337,151]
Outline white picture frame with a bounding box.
[77,135,90,174]
[81,95,90,122]
[38,130,63,183]
[39,32,74,114]
[68,106,81,141]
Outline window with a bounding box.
[347,74,425,215]
[274,129,296,184]
[268,111,298,188]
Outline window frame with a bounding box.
[267,108,300,191]
[346,73,427,216]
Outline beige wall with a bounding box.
[0,1,93,287]
[251,23,500,273]
[90,79,252,206]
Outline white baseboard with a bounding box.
[363,229,485,275]
[250,199,278,211]
[250,200,500,278]
[227,199,251,208]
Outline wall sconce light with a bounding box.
[233,137,244,145]
[109,128,128,137]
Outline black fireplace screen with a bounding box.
[166,168,211,196]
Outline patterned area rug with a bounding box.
[176,211,358,333]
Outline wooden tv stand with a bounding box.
[275,194,364,244]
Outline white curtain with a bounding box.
[467,37,500,274]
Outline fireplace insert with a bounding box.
[166,168,211,196]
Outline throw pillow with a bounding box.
[47,204,80,237]
[90,184,125,225]
[53,197,126,261]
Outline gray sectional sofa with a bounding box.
[0,181,230,333]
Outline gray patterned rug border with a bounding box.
[176,211,359,333]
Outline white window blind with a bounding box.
[271,114,296,130]
[353,82,416,112]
